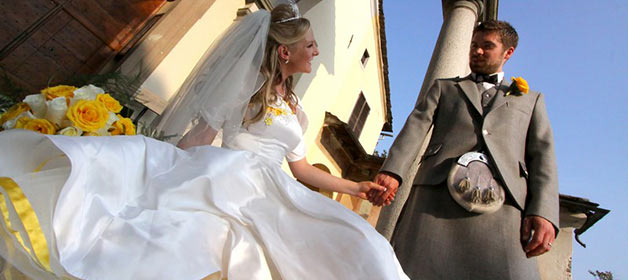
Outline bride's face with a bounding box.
[288,28,319,74]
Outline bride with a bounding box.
[0,4,408,280]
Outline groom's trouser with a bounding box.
[391,182,540,280]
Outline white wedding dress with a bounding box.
[0,98,408,280]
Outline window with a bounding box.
[348,93,370,138]
[361,49,370,67]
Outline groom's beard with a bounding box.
[470,57,502,75]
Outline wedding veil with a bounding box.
[152,10,270,144]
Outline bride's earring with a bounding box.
[278,45,290,64]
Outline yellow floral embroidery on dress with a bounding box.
[264,117,273,126]
[268,107,288,116]
[263,105,292,126]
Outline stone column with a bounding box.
[376,0,483,239]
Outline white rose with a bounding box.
[45,97,68,126]
[106,111,118,127]
[60,119,73,128]
[23,94,47,118]
[57,126,82,136]
[83,129,109,136]
[97,126,111,136]
[72,84,104,102]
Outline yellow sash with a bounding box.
[0,177,51,272]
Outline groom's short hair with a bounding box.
[474,20,519,50]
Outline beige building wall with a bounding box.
[141,0,250,101]
[538,228,574,280]
[537,208,588,280]
[293,0,388,178]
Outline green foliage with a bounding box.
[137,121,178,142]
[0,94,18,113]
[589,270,614,280]
[373,149,388,158]
[0,69,27,112]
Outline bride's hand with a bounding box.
[352,182,386,200]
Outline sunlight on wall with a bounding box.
[143,0,246,101]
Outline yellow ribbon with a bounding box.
[0,177,51,272]
[32,154,65,173]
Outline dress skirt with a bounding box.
[0,130,407,280]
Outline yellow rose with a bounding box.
[41,85,77,101]
[57,126,82,136]
[14,116,31,129]
[15,117,56,135]
[120,117,136,135]
[97,93,123,113]
[0,102,31,125]
[66,99,109,132]
[108,121,124,136]
[511,77,530,94]
[109,115,135,135]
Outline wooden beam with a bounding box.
[0,1,68,61]
[134,86,168,114]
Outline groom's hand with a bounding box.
[369,173,400,206]
[521,215,556,258]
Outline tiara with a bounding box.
[274,16,300,24]
[273,1,301,24]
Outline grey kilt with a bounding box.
[391,183,540,280]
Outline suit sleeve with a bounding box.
[379,80,442,183]
[524,93,560,231]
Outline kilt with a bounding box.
[391,183,540,280]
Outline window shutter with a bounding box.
[348,92,369,138]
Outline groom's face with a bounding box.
[469,31,514,74]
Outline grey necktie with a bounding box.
[480,86,498,109]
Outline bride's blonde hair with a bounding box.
[245,4,310,125]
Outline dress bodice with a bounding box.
[222,98,306,166]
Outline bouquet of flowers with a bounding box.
[0,84,135,136]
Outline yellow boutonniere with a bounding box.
[506,76,530,96]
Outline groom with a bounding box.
[370,20,559,279]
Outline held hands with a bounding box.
[352,181,387,200]
[367,173,400,206]
[521,215,556,258]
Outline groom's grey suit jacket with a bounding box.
[381,75,559,227]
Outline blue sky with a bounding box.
[377,1,628,279]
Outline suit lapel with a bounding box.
[457,76,483,116]
[487,79,511,115]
